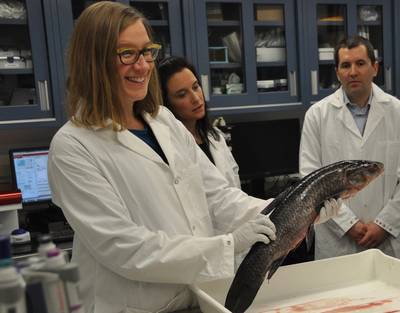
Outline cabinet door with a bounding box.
[0,0,55,123]
[194,0,258,108]
[128,0,184,58]
[252,0,299,104]
[355,1,392,94]
[303,0,392,103]
[56,0,183,79]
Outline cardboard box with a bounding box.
[191,249,400,312]
[256,5,283,22]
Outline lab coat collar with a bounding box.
[331,84,388,143]
[115,112,172,167]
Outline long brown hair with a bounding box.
[66,1,162,130]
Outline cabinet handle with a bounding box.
[311,70,318,95]
[385,67,392,92]
[201,75,210,101]
[38,80,50,111]
[289,70,297,97]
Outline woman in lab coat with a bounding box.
[158,56,241,189]
[47,2,277,313]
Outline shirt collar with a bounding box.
[343,89,372,113]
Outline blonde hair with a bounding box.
[66,1,161,130]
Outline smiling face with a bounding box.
[166,68,206,127]
[336,44,378,106]
[117,20,154,108]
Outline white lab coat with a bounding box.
[48,106,268,313]
[300,84,400,260]
[208,129,241,189]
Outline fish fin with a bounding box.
[261,184,296,215]
[267,255,287,280]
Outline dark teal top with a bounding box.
[130,125,168,164]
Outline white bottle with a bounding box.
[37,234,56,259]
[0,236,26,313]
[45,248,84,313]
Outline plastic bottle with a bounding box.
[44,248,84,313]
[0,235,26,313]
[37,234,56,259]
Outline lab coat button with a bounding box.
[174,178,180,184]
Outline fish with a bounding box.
[225,160,384,313]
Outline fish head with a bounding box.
[341,160,384,199]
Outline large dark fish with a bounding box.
[225,160,384,313]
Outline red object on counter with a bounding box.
[0,191,22,205]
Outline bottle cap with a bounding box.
[38,234,53,244]
[46,248,66,267]
[10,228,31,244]
[0,235,11,260]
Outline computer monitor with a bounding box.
[9,147,52,206]
[230,119,301,179]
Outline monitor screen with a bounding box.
[9,147,52,205]
[230,119,301,179]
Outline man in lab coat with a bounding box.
[300,35,400,260]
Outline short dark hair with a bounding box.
[158,56,219,143]
[334,35,376,68]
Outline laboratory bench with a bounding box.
[12,239,72,261]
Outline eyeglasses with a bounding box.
[117,43,162,65]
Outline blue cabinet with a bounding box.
[300,0,393,104]
[190,0,301,116]
[0,0,63,127]
[56,0,184,71]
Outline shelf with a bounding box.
[358,21,382,26]
[254,21,284,27]
[210,62,241,69]
[0,68,33,75]
[148,20,169,27]
[0,17,27,25]
[318,60,335,65]
[208,21,241,27]
[257,61,286,67]
[317,21,345,26]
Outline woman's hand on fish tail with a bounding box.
[357,222,388,248]
[314,198,343,224]
[232,214,276,255]
[347,221,367,243]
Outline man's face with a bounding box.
[336,45,378,105]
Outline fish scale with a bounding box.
[225,160,384,313]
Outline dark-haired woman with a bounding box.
[159,56,241,188]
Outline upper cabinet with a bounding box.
[192,0,300,112]
[0,0,62,126]
[301,0,393,103]
[56,0,184,73]
[126,0,184,58]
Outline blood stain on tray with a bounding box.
[258,297,400,313]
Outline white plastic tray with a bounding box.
[191,249,400,313]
